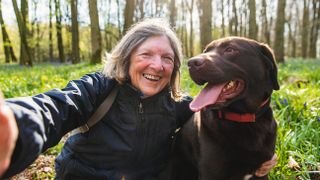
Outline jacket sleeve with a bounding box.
[175,95,194,127]
[3,72,116,177]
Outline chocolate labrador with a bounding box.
[172,37,279,180]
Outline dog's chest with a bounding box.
[195,110,276,179]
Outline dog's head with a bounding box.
[188,36,279,112]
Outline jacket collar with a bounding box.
[121,83,171,101]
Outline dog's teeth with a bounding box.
[229,81,235,87]
[226,81,235,89]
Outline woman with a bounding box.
[0,18,276,179]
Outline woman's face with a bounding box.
[129,35,175,98]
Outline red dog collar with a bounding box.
[217,98,270,123]
[217,111,256,122]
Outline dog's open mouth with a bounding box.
[190,80,244,112]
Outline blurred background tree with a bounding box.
[0,0,319,65]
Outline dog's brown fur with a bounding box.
[172,37,279,180]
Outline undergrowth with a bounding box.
[0,59,319,179]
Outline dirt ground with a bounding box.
[11,154,55,180]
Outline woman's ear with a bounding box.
[260,44,280,90]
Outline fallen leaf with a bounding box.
[288,156,300,169]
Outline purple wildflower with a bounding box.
[303,102,307,108]
[279,98,289,106]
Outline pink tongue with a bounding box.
[190,83,227,112]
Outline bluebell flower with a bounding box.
[279,98,288,106]
[317,117,320,123]
[303,102,307,108]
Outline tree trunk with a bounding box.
[155,0,164,17]
[169,0,176,28]
[186,0,194,57]
[232,0,238,35]
[88,0,102,64]
[291,20,297,57]
[20,0,27,65]
[49,0,53,61]
[32,0,40,63]
[260,0,270,44]
[138,0,145,20]
[180,0,188,57]
[220,0,225,37]
[301,0,309,58]
[12,0,33,66]
[116,0,122,37]
[105,0,112,52]
[248,0,257,39]
[198,0,212,50]
[287,1,297,58]
[0,0,17,63]
[288,21,297,58]
[308,0,320,58]
[274,0,286,63]
[55,0,65,63]
[71,0,80,64]
[21,0,34,64]
[228,0,232,35]
[123,0,135,33]
[238,0,246,37]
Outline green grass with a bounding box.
[0,63,103,97]
[1,59,319,179]
[270,59,320,179]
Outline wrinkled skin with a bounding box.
[172,37,279,180]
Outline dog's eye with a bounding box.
[224,47,237,55]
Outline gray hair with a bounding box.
[102,18,183,100]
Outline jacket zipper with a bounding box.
[138,101,145,134]
[138,102,144,113]
[137,101,146,159]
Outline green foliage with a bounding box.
[0,59,319,179]
[180,60,202,97]
[0,63,102,98]
[270,59,320,179]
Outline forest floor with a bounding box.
[10,135,70,179]
[11,155,56,180]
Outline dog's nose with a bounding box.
[188,57,205,67]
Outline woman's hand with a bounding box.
[255,154,278,177]
[0,92,18,177]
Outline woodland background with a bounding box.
[0,0,319,179]
[0,0,319,66]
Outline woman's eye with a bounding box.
[163,56,174,64]
[140,53,151,58]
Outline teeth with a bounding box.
[227,81,235,89]
[223,80,235,92]
[143,74,160,81]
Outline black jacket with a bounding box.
[4,72,193,179]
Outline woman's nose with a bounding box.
[150,56,164,71]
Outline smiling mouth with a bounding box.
[143,73,161,81]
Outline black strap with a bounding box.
[72,86,119,134]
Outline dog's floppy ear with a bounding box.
[260,44,280,90]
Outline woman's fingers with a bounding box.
[255,154,278,177]
[0,92,18,178]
